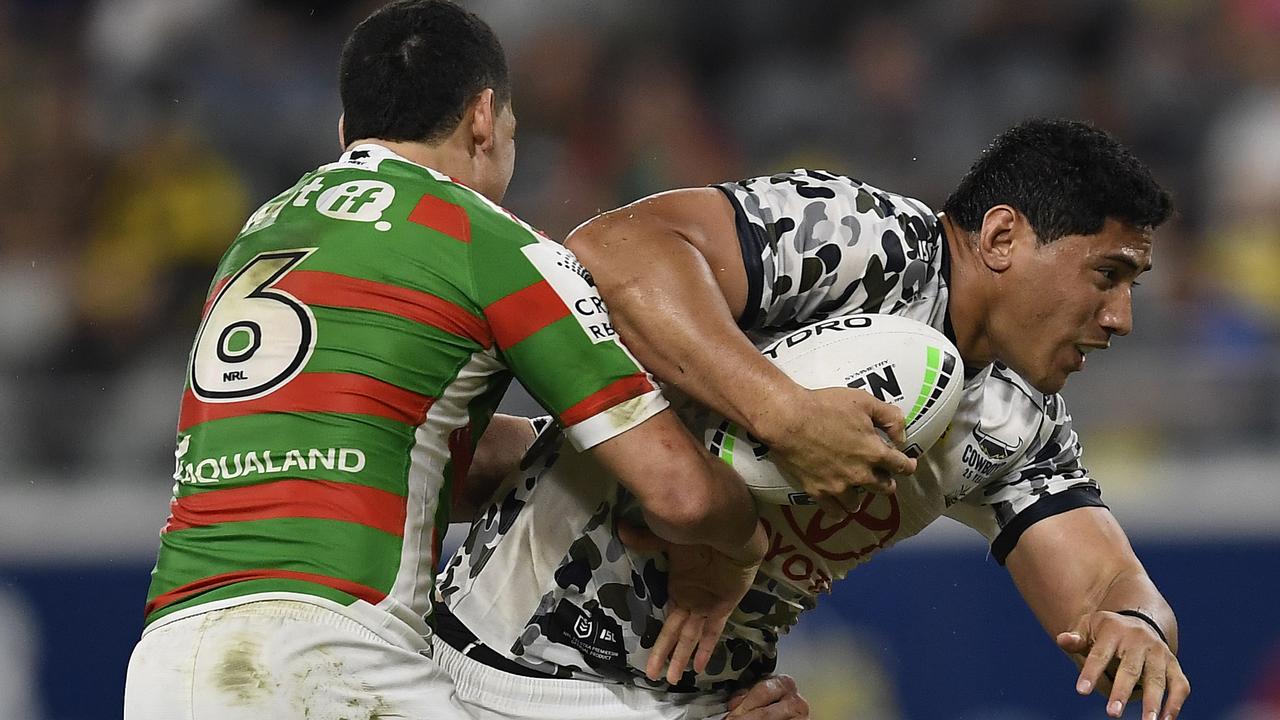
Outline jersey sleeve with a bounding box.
[943,393,1107,565]
[471,225,667,451]
[714,170,944,334]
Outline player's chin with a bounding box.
[1028,366,1071,395]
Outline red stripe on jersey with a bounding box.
[145,569,384,616]
[164,479,407,537]
[560,373,655,427]
[179,372,433,432]
[485,280,571,350]
[409,194,471,243]
[275,270,492,348]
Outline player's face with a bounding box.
[991,219,1152,394]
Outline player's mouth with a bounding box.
[1071,343,1108,370]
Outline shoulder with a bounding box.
[718,170,939,241]
[718,169,942,278]
[721,170,947,332]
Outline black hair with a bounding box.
[338,0,510,145]
[942,119,1172,243]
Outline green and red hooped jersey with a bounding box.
[144,144,666,631]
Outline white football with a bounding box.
[702,313,963,505]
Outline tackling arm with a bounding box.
[452,414,539,521]
[1006,506,1189,719]
[565,189,915,513]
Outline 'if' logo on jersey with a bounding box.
[315,181,396,225]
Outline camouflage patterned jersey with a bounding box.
[437,170,1105,693]
[143,144,667,639]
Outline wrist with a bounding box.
[745,381,805,448]
[719,521,767,567]
[1113,608,1169,647]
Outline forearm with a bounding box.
[639,451,764,560]
[1008,507,1177,652]
[589,410,766,563]
[452,414,537,520]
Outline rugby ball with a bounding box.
[703,313,963,505]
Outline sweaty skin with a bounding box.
[566,188,917,516]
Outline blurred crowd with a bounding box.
[1,0,1278,483]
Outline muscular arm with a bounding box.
[452,414,538,521]
[566,188,915,512]
[1006,506,1188,719]
[591,409,765,563]
[565,189,781,430]
[456,411,763,561]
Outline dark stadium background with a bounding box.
[2,1,1277,717]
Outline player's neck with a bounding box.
[940,214,997,369]
[344,137,493,200]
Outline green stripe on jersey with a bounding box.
[177,413,413,496]
[303,306,481,397]
[501,315,644,417]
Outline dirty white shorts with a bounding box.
[431,636,728,720]
[123,598,474,720]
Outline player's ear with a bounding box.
[976,205,1019,273]
[337,114,347,148]
[466,88,497,155]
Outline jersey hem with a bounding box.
[140,591,432,652]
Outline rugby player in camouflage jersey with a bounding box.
[121,2,819,718]
[437,119,1189,720]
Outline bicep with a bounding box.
[565,187,750,321]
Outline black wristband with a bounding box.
[1115,609,1169,646]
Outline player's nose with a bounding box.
[1099,290,1133,337]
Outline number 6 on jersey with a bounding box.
[190,249,318,402]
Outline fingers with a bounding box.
[646,607,688,681]
[728,675,796,714]
[869,467,899,494]
[1057,630,1089,655]
[1106,646,1147,718]
[1140,652,1168,720]
[1161,657,1190,720]
[666,612,708,684]
[872,437,917,476]
[867,398,908,447]
[726,675,809,719]
[1076,632,1119,698]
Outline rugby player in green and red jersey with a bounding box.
[120,2,824,717]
